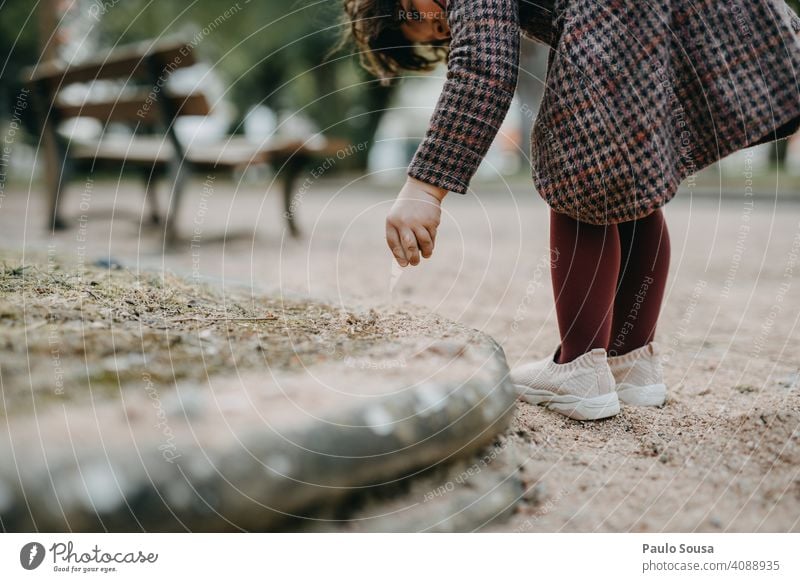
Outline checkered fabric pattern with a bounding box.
[407,0,800,226]
[405,0,525,193]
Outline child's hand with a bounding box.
[386,177,447,267]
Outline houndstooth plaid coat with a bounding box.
[406,0,800,225]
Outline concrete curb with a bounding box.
[0,331,518,531]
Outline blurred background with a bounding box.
[3,0,800,199]
[0,0,554,190]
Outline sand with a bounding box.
[1,176,798,531]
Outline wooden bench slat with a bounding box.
[57,92,211,124]
[71,136,270,167]
[24,40,196,86]
[69,135,348,168]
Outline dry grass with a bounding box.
[0,258,464,418]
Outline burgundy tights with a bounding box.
[549,208,671,364]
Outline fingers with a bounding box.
[386,224,408,267]
[399,227,421,266]
[414,226,434,259]
[427,224,437,249]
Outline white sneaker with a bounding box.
[607,341,666,407]
[510,347,620,421]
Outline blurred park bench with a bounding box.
[23,39,348,245]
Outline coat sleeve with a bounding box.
[406,0,521,194]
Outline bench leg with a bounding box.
[164,164,187,248]
[33,80,69,233]
[48,175,68,231]
[44,134,69,232]
[142,167,160,225]
[282,157,304,238]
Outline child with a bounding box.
[341,0,800,420]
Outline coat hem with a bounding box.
[537,105,800,226]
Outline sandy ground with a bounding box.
[1,172,799,532]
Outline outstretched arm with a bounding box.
[387,0,521,267]
[406,0,521,193]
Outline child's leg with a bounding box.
[608,209,671,356]
[549,209,621,364]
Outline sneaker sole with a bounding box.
[617,383,667,407]
[515,387,620,421]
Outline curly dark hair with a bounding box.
[337,0,450,85]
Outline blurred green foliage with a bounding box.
[0,0,392,169]
[0,2,40,131]
[4,0,800,168]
